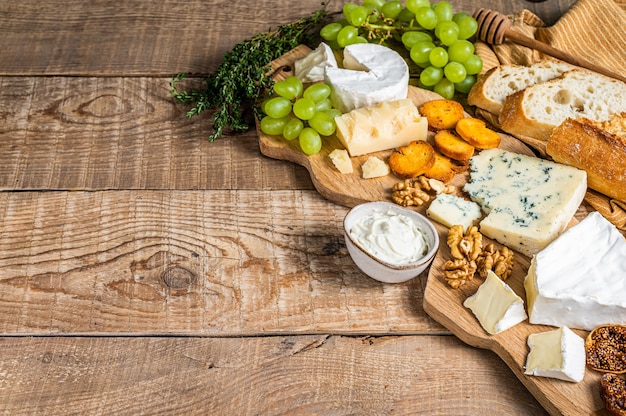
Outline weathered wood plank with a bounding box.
[0,0,576,76]
[0,76,313,191]
[0,335,547,415]
[0,190,441,335]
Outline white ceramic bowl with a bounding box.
[343,201,440,283]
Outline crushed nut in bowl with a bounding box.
[343,201,440,283]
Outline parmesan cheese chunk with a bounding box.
[361,156,389,179]
[328,149,353,174]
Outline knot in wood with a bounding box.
[161,266,195,289]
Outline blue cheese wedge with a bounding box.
[334,99,428,157]
[525,211,626,331]
[524,326,586,383]
[463,148,587,257]
[463,270,527,335]
[426,193,482,232]
[324,43,409,113]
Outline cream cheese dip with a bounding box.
[349,209,430,266]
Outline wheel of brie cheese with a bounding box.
[324,43,409,113]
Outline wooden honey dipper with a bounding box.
[473,8,626,84]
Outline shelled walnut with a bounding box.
[477,243,514,281]
[442,258,477,288]
[390,176,455,207]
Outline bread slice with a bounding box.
[546,113,626,201]
[499,70,626,142]
[467,60,573,116]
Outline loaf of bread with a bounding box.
[499,70,626,142]
[546,113,626,202]
[468,60,573,116]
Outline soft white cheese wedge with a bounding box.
[426,193,482,232]
[524,326,586,383]
[334,99,428,157]
[294,42,338,83]
[525,211,626,331]
[463,270,527,335]
[324,43,409,113]
[463,148,587,257]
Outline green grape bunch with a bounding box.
[320,0,483,99]
[259,76,342,155]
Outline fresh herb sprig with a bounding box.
[170,6,330,142]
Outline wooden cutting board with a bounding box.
[257,45,607,416]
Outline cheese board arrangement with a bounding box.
[256,33,626,414]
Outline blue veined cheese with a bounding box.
[524,326,586,383]
[294,42,338,83]
[324,43,409,113]
[525,211,626,331]
[463,270,527,335]
[463,148,587,257]
[426,193,482,232]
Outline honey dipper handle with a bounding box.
[503,30,626,84]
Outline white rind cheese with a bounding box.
[294,42,338,83]
[524,326,586,383]
[463,148,587,257]
[334,99,428,157]
[463,270,527,335]
[525,211,626,331]
[426,193,482,232]
[324,43,409,113]
[361,156,389,179]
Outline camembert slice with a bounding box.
[525,211,626,331]
[463,148,587,257]
[463,270,527,335]
[524,326,586,383]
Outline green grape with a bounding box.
[397,7,415,23]
[282,118,304,141]
[308,112,336,136]
[354,36,369,44]
[324,108,342,119]
[462,54,483,75]
[315,98,332,112]
[420,65,443,86]
[454,74,476,94]
[320,22,344,42]
[293,98,316,120]
[433,1,453,22]
[348,6,368,26]
[303,83,331,102]
[381,1,402,20]
[429,46,448,67]
[260,116,290,136]
[299,128,322,155]
[363,0,384,8]
[401,31,432,49]
[263,97,292,118]
[343,3,358,19]
[273,76,303,100]
[418,78,434,90]
[457,16,478,39]
[414,59,431,69]
[415,7,437,30]
[406,0,430,14]
[337,25,359,47]
[452,12,470,23]
[410,40,436,64]
[434,78,455,99]
[444,61,467,83]
[284,76,303,98]
[447,40,474,63]
[435,21,459,46]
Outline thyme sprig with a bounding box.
[170,6,330,142]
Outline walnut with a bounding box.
[477,243,514,280]
[418,176,455,194]
[391,178,430,207]
[463,226,483,261]
[447,225,482,261]
[443,259,477,288]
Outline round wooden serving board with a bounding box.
[257,45,606,416]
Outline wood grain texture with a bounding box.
[0,0,576,76]
[0,76,313,191]
[0,335,547,415]
[0,190,440,335]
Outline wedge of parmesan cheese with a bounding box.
[361,156,389,179]
[334,99,428,157]
[328,149,353,174]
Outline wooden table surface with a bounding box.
[0,0,581,414]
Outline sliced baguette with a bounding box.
[546,113,626,202]
[468,60,573,116]
[499,70,626,142]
